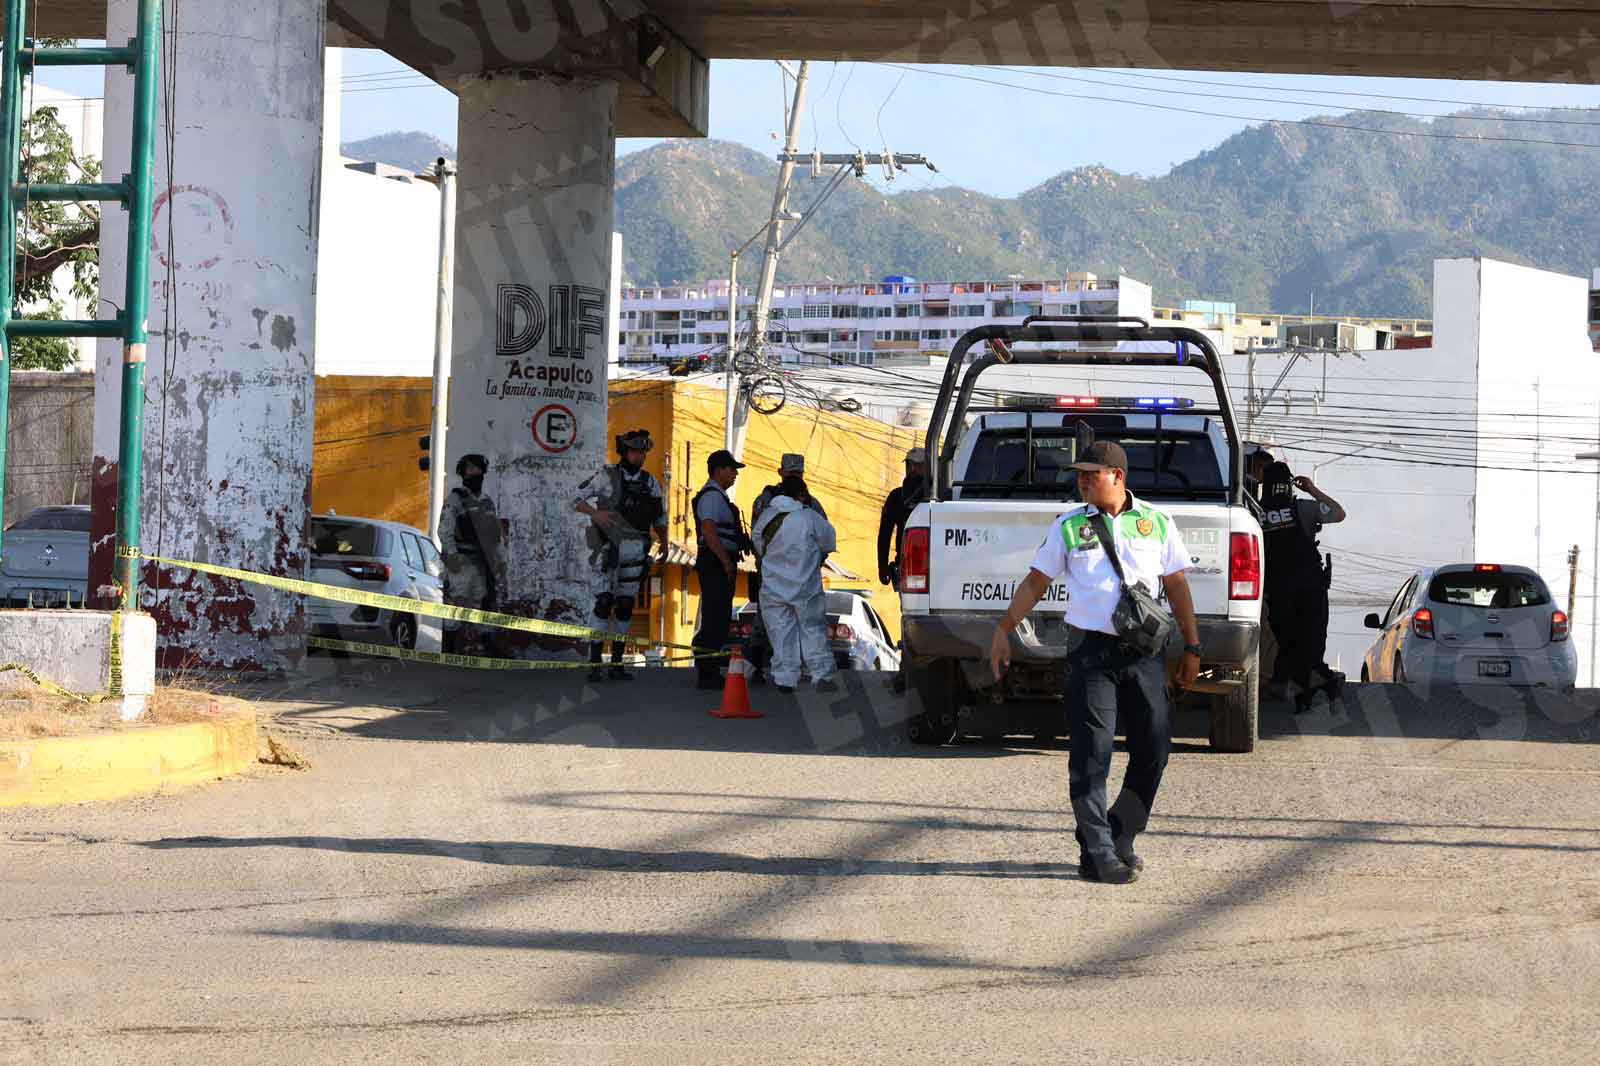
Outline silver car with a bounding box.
[1361,563,1576,689]
[735,589,901,672]
[0,505,90,608]
[305,514,445,650]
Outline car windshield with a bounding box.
[825,592,863,616]
[312,519,385,557]
[958,428,1225,501]
[1427,571,1550,609]
[9,508,91,532]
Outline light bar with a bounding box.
[1003,395,1195,410]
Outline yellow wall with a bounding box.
[312,376,918,648]
[312,376,432,528]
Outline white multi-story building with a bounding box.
[619,272,1154,368]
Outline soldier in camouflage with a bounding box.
[574,429,669,682]
[439,453,507,654]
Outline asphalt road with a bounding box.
[4,662,1599,1065]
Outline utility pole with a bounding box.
[1568,545,1580,622]
[724,60,811,454]
[721,63,936,456]
[427,157,457,540]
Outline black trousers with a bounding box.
[1064,630,1172,861]
[693,557,735,681]
[1266,579,1332,689]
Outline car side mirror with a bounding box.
[1363,612,1381,629]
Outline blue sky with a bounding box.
[40,51,1600,199]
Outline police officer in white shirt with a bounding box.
[989,439,1202,885]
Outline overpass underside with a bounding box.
[8,0,1597,669]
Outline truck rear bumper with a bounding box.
[904,612,1259,666]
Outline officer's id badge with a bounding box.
[1076,524,1098,546]
[1136,518,1154,537]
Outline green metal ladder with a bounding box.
[0,0,160,610]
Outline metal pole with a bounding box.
[0,0,24,554]
[426,157,456,541]
[113,0,161,610]
[724,250,738,451]
[1592,418,1599,687]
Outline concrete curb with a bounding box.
[0,713,259,808]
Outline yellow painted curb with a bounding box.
[0,713,259,808]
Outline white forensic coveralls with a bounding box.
[752,496,838,687]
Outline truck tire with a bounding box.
[906,658,960,746]
[1209,651,1259,753]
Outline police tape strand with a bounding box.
[0,663,107,705]
[142,552,717,655]
[307,637,726,670]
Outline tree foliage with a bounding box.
[12,38,100,370]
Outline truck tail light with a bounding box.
[832,623,854,640]
[1229,532,1260,600]
[901,527,930,593]
[1412,608,1435,640]
[1552,610,1570,642]
[343,562,391,582]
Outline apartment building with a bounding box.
[619,272,1155,367]
[1152,298,1432,354]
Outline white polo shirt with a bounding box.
[1028,495,1192,636]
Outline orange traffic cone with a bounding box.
[709,646,763,719]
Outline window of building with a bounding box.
[804,331,829,344]
[832,305,857,318]
[894,305,916,318]
[891,330,917,341]
[803,304,831,319]
[1261,319,1273,326]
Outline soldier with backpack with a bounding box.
[439,453,507,654]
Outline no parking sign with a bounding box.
[532,404,577,453]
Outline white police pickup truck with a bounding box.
[897,320,1265,752]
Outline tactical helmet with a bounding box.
[616,429,653,454]
[456,453,489,477]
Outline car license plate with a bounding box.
[1477,659,1512,678]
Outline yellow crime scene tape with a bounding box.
[141,552,728,661]
[0,662,107,705]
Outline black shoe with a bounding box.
[1108,814,1144,871]
[776,684,795,694]
[587,666,607,683]
[1294,687,1316,714]
[696,675,724,691]
[608,665,633,681]
[1321,670,1346,703]
[1078,855,1139,884]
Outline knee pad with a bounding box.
[592,593,614,619]
[613,600,635,624]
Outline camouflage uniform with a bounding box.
[573,463,667,640]
[439,486,506,647]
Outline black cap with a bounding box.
[1070,440,1128,474]
[707,449,745,473]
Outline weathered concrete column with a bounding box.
[448,72,617,626]
[90,0,324,669]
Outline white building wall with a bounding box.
[314,164,443,376]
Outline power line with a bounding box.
[994,66,1600,128]
[879,63,1600,152]
[1087,67,1600,114]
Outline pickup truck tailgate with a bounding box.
[928,505,1069,612]
[928,503,1233,616]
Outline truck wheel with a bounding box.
[906,659,959,746]
[1209,651,1259,754]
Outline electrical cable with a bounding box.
[879,63,1600,152]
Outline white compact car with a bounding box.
[306,513,445,650]
[0,505,91,608]
[735,589,901,672]
[1361,564,1575,689]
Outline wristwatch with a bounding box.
[1183,643,1203,657]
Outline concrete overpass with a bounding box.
[9,0,1599,670]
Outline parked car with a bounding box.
[1361,563,1575,689]
[734,589,901,672]
[0,505,90,608]
[306,513,445,650]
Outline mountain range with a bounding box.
[347,110,1600,317]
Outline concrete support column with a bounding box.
[90,0,325,669]
[449,72,617,625]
